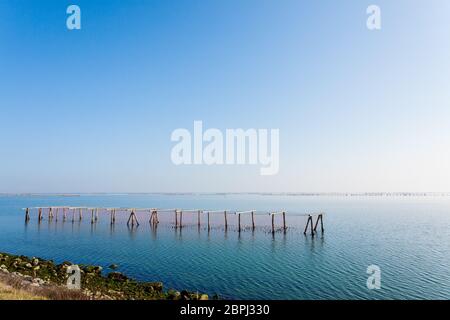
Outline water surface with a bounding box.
[0,194,449,299]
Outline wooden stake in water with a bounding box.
[224,211,228,231]
[271,213,275,234]
[251,211,255,231]
[207,211,210,231]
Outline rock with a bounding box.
[83,265,102,274]
[180,290,190,300]
[33,278,45,285]
[32,258,39,266]
[0,264,6,269]
[107,272,128,282]
[109,264,118,270]
[199,294,208,300]
[33,266,40,271]
[25,263,33,268]
[146,282,163,292]
[94,266,103,273]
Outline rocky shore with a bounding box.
[0,252,211,300]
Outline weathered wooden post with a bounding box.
[174,210,178,228]
[127,210,139,226]
[55,208,59,222]
[179,211,183,228]
[49,207,53,220]
[314,214,324,233]
[251,211,255,231]
[79,208,83,221]
[110,209,116,225]
[304,215,314,235]
[271,213,275,234]
[71,209,75,223]
[238,213,241,233]
[38,208,43,222]
[224,211,228,230]
[63,208,67,222]
[25,208,30,222]
[91,209,95,224]
[135,210,140,226]
[95,208,99,222]
[282,211,286,231]
[197,210,201,228]
[207,211,210,231]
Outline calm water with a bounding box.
[0,194,449,300]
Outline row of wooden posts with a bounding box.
[24,207,324,235]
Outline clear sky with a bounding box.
[1,0,450,193]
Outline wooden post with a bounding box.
[63,208,67,221]
[91,209,95,224]
[238,213,241,233]
[95,208,99,222]
[55,208,59,222]
[207,211,210,231]
[79,208,83,221]
[224,211,228,230]
[38,208,42,222]
[179,211,183,228]
[314,214,320,232]
[133,210,139,226]
[71,209,75,223]
[49,207,53,220]
[313,214,324,233]
[282,211,286,231]
[127,211,132,226]
[251,211,255,231]
[310,216,314,236]
[25,208,30,222]
[197,210,201,228]
[303,215,311,235]
[271,213,275,234]
[175,210,178,228]
[155,210,159,224]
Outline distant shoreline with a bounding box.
[1,192,450,197]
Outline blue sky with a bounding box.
[1,0,450,193]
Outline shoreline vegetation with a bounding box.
[0,252,211,300]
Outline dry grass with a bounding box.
[0,282,47,300]
[0,273,88,300]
